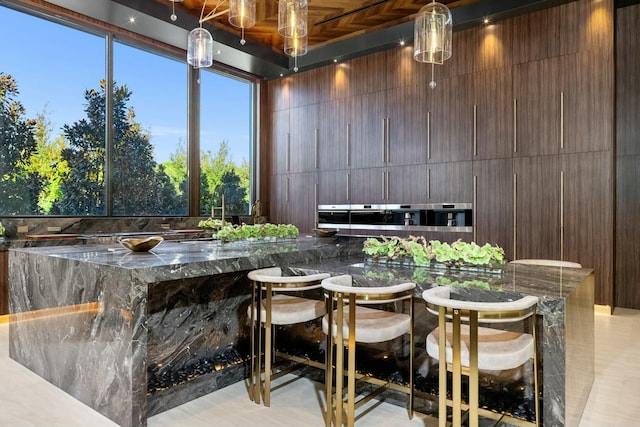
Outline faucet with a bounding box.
[211,186,225,226]
[251,200,262,224]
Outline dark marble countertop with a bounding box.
[9,235,593,303]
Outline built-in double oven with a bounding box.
[317,203,473,234]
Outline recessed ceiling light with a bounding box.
[483,17,490,25]
[128,16,136,24]
[399,40,405,46]
[333,59,338,63]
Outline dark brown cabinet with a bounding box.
[0,250,7,315]
[426,161,473,204]
[317,170,350,205]
[271,110,290,174]
[513,155,562,261]
[472,67,514,160]
[289,105,317,173]
[472,159,514,259]
[513,57,562,157]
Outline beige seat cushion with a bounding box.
[322,305,411,344]
[248,294,326,325]
[426,322,534,371]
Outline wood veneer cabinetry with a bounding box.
[472,159,514,259]
[0,250,7,315]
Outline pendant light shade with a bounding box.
[284,33,308,57]
[414,1,452,64]
[414,1,452,89]
[229,0,256,29]
[278,0,307,37]
[187,27,213,68]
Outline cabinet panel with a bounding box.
[287,173,316,234]
[473,159,514,259]
[562,152,613,306]
[271,110,290,174]
[513,156,561,261]
[472,67,513,160]
[427,162,473,204]
[350,167,387,204]
[386,165,428,204]
[513,58,562,157]
[0,251,7,315]
[317,170,350,205]
[387,84,427,166]
[289,105,317,173]
[269,174,289,225]
[562,51,614,153]
[351,92,387,169]
[616,154,640,309]
[428,74,473,163]
[317,99,352,171]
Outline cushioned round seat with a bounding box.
[251,294,326,325]
[322,304,411,343]
[426,322,534,371]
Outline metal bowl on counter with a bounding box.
[118,236,163,252]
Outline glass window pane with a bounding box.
[0,6,105,216]
[113,41,188,216]
[199,70,252,219]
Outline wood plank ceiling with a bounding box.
[162,0,475,54]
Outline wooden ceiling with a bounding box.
[163,0,476,54]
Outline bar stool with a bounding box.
[321,274,415,427]
[422,286,540,427]
[510,258,582,268]
[247,266,330,406]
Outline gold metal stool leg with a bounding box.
[264,283,272,407]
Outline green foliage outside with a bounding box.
[0,73,249,216]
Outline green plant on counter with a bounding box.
[214,223,299,242]
[0,221,4,236]
[197,218,225,230]
[363,236,505,267]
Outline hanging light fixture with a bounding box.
[187,0,227,69]
[169,0,183,22]
[284,32,308,72]
[414,1,452,89]
[188,27,214,68]
[278,0,307,38]
[228,0,256,45]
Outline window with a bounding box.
[0,4,254,218]
[199,69,253,217]
[0,6,105,215]
[113,41,188,216]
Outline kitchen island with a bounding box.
[8,237,593,427]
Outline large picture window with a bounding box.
[0,4,254,218]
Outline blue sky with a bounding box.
[0,5,251,164]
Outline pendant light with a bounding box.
[413,1,452,89]
[284,32,308,72]
[188,27,214,68]
[228,0,256,45]
[278,0,307,38]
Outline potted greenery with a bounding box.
[362,235,506,272]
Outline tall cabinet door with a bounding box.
[317,99,351,172]
[386,84,427,166]
[562,152,613,305]
[513,156,561,261]
[513,57,562,157]
[271,110,290,174]
[287,172,316,233]
[289,105,317,173]
[350,91,387,169]
[472,67,514,160]
[473,159,514,259]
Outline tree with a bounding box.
[0,73,40,215]
[21,109,70,214]
[54,80,183,215]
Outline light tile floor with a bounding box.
[1,309,638,427]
